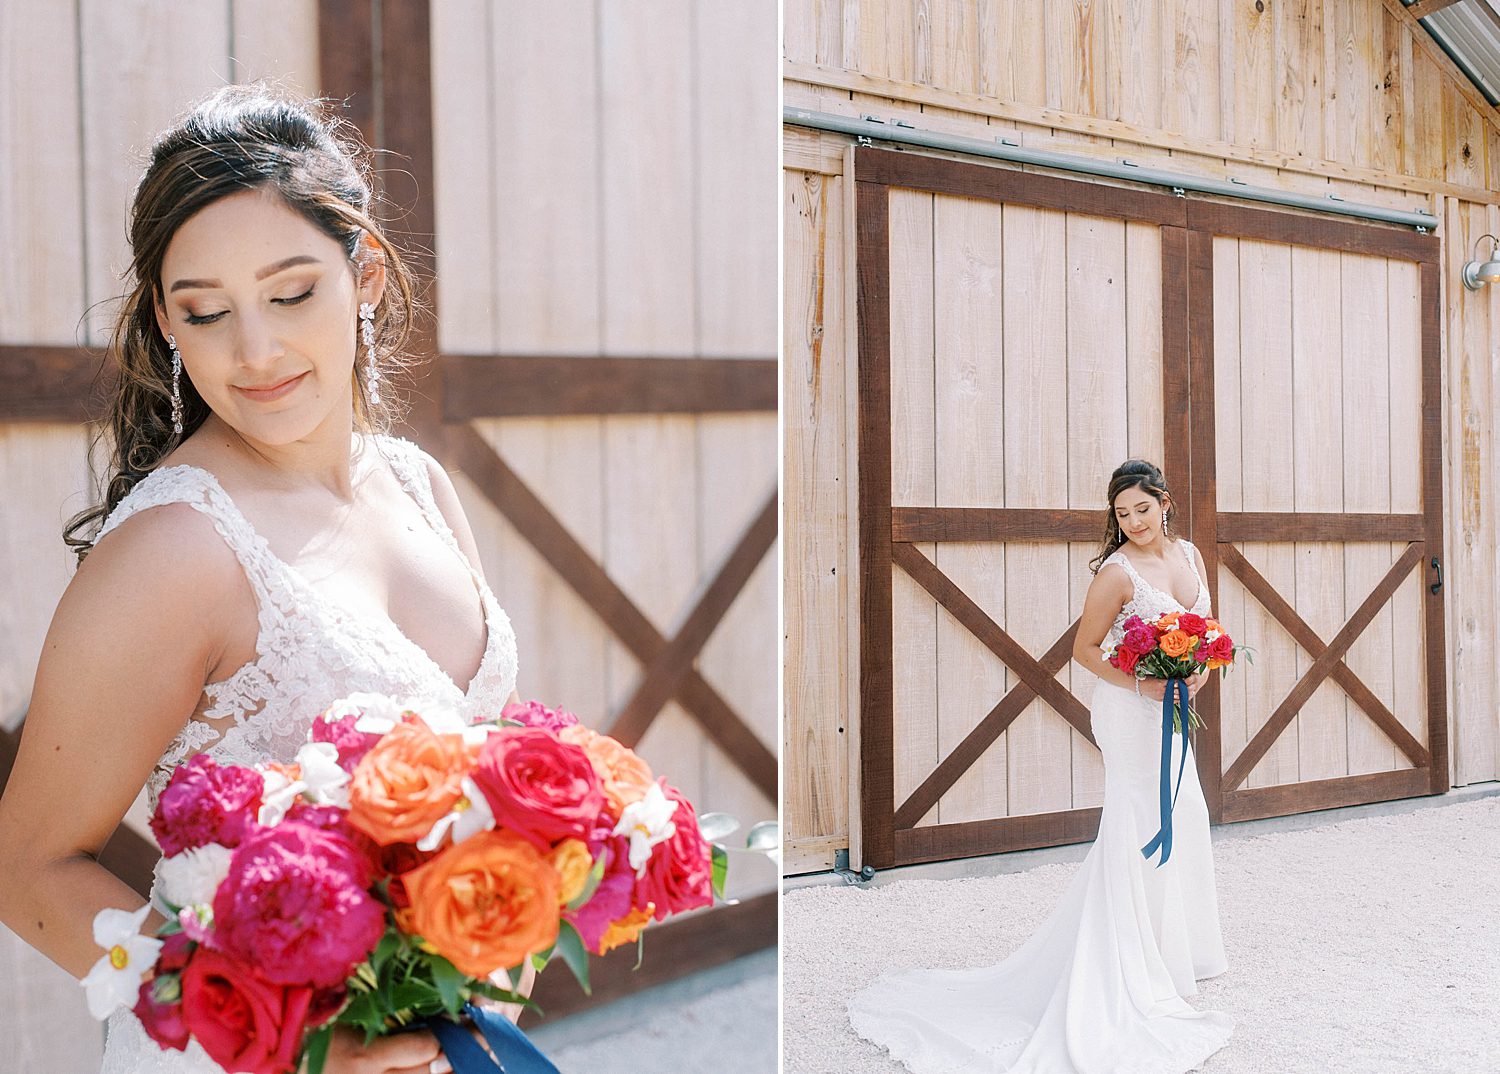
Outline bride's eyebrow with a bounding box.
[168,254,323,293]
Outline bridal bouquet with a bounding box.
[82,694,727,1074]
[1104,612,1249,733]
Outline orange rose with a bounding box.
[1158,612,1180,628]
[597,905,653,955]
[348,720,470,845]
[559,725,655,818]
[1159,629,1193,658]
[1205,618,1221,632]
[550,838,594,905]
[402,830,561,977]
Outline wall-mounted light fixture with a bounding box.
[1462,234,1500,290]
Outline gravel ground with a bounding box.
[784,795,1500,1074]
[528,948,778,1074]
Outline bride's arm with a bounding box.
[1071,564,1148,693]
[0,504,241,978]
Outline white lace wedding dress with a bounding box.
[847,538,1233,1074]
[92,433,520,1074]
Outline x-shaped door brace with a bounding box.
[1218,541,1429,792]
[888,542,1095,829]
[445,425,778,799]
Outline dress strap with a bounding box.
[94,466,292,629]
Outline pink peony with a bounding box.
[1122,625,1158,656]
[150,756,264,857]
[310,711,382,772]
[211,820,384,988]
[632,780,714,922]
[179,948,313,1074]
[500,699,580,734]
[1122,614,1144,632]
[472,728,607,851]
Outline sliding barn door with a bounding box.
[855,148,1190,869]
[1186,204,1448,823]
[855,146,1448,870]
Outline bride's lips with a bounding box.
[235,371,308,401]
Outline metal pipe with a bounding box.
[785,107,1440,232]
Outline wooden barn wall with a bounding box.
[0,0,775,1060]
[783,0,1500,874]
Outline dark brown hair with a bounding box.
[64,81,421,563]
[1088,458,1177,574]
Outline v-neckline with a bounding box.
[1119,540,1203,612]
[166,458,493,699]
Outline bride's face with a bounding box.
[1113,486,1169,545]
[153,185,384,446]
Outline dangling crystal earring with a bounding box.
[167,333,184,435]
[359,301,381,405]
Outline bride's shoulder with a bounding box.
[84,492,245,598]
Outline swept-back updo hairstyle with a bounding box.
[63,81,421,564]
[1088,459,1178,574]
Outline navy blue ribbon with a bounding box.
[1140,676,1192,868]
[428,1003,560,1074]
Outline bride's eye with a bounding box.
[184,310,226,325]
[275,287,315,306]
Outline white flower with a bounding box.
[1205,629,1221,642]
[81,906,162,1020]
[323,691,410,739]
[152,844,233,912]
[416,776,496,851]
[258,765,308,826]
[295,742,351,807]
[613,783,680,875]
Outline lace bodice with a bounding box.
[1099,538,1210,654]
[91,433,520,809]
[97,434,520,1073]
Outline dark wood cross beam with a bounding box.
[1219,541,1428,792]
[1407,0,1465,19]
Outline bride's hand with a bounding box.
[1139,676,1167,702]
[1186,668,1209,699]
[321,1025,449,1074]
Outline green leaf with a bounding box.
[371,931,401,974]
[530,951,548,972]
[388,979,442,1014]
[429,955,465,1014]
[303,1025,333,1074]
[711,843,729,900]
[744,820,780,853]
[566,853,607,913]
[551,920,592,995]
[696,811,740,842]
[336,990,385,1044]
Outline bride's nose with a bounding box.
[231,310,285,370]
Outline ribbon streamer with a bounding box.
[428,1003,560,1074]
[1140,676,1193,868]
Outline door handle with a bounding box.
[1431,556,1443,595]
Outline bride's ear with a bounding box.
[354,232,388,310]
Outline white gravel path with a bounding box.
[784,795,1500,1074]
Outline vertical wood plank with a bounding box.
[1289,245,1347,783]
[1161,0,1219,140]
[887,188,938,829]
[784,171,849,867]
[1274,0,1324,161]
[230,0,318,91]
[1341,251,1398,777]
[932,193,1007,823]
[1386,257,1426,761]
[1236,238,1299,789]
[1230,0,1276,149]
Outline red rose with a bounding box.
[179,948,313,1074]
[472,728,607,850]
[633,780,714,921]
[1207,634,1234,661]
[1113,647,1141,676]
[1178,613,1207,636]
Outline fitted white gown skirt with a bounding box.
[847,679,1233,1074]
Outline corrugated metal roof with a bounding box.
[1408,0,1500,105]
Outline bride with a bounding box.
[0,85,531,1074]
[848,459,1233,1074]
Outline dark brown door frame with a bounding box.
[855,145,1448,871]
